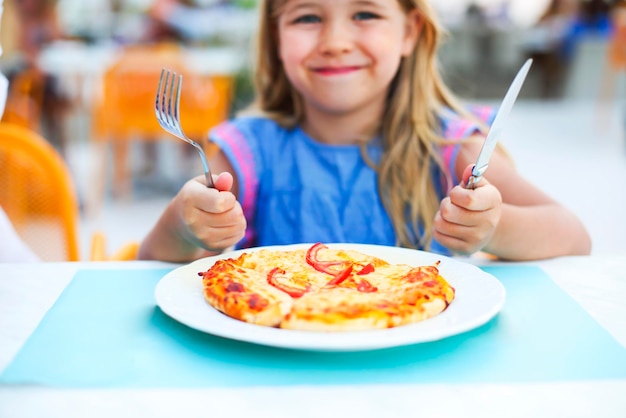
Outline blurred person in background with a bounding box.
[0,0,69,155]
[0,0,41,262]
[559,0,612,66]
[143,0,192,44]
[148,0,209,44]
[148,0,241,45]
[567,0,613,44]
[523,0,579,99]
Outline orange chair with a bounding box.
[0,122,138,261]
[90,43,234,204]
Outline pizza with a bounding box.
[198,243,455,332]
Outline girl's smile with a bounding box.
[312,65,363,76]
[277,0,420,125]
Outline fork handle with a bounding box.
[199,156,215,188]
[192,143,215,188]
[204,171,215,189]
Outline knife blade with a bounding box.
[465,58,533,189]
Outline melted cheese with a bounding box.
[281,286,449,331]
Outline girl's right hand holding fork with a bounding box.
[138,172,246,262]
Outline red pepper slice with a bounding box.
[357,279,378,293]
[306,243,351,275]
[267,267,309,298]
[356,263,375,275]
[325,264,354,286]
[305,243,325,265]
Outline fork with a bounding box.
[155,68,215,188]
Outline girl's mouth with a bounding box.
[314,66,360,76]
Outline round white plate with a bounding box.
[154,243,506,352]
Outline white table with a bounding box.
[1,256,625,418]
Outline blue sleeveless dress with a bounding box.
[209,106,495,255]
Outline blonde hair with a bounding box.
[247,0,483,249]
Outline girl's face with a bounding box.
[276,0,420,122]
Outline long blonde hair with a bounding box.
[247,0,482,249]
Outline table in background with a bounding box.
[37,41,244,110]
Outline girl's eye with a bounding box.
[293,14,321,24]
[354,11,380,21]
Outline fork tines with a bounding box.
[155,69,183,134]
[154,68,215,188]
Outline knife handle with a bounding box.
[465,164,486,190]
[465,174,481,190]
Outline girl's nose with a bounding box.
[318,21,354,55]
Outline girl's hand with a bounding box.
[174,172,247,253]
[433,165,502,255]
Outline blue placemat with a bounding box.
[2,265,625,388]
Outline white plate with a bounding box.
[154,243,505,352]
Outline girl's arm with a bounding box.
[137,151,246,262]
[433,137,591,260]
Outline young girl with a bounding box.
[138,0,591,262]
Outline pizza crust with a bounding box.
[201,258,293,327]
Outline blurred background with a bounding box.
[0,0,624,260]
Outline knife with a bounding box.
[465,58,533,189]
